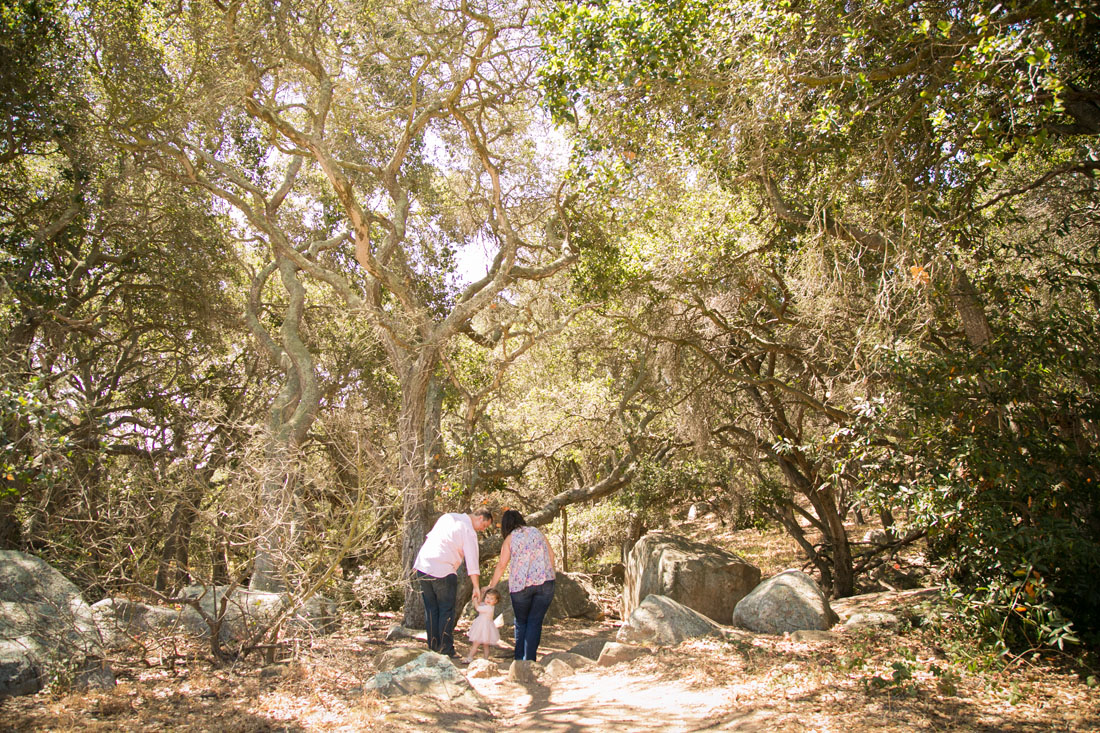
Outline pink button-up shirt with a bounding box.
[413,513,480,578]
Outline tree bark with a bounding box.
[947,264,993,348]
[561,506,568,573]
[156,468,212,593]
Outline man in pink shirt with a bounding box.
[413,507,494,658]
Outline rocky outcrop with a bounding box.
[830,587,940,626]
[623,532,760,624]
[0,551,111,697]
[616,594,723,646]
[0,650,39,698]
[732,570,838,634]
[92,586,338,648]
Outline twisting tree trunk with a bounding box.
[248,254,323,592]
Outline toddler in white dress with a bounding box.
[466,588,501,662]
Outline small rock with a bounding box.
[597,563,626,584]
[385,624,425,642]
[845,612,900,629]
[465,658,497,678]
[544,658,576,679]
[597,642,650,667]
[74,659,115,691]
[862,529,889,547]
[567,638,609,660]
[540,651,592,670]
[507,659,542,682]
[259,664,288,679]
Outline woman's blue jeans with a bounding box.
[510,579,555,661]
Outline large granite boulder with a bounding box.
[616,594,723,646]
[549,572,602,620]
[177,585,337,642]
[465,571,599,628]
[732,570,838,634]
[623,532,760,623]
[0,551,110,697]
[365,651,485,706]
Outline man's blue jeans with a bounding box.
[417,570,458,656]
[510,579,555,661]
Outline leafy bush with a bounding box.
[859,325,1100,652]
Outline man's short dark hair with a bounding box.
[471,507,494,523]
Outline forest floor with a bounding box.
[4,521,1100,732]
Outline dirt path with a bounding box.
[469,661,780,732]
[378,621,782,733]
[5,604,1099,732]
[378,606,1099,733]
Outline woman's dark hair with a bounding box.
[500,509,527,540]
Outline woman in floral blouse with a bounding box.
[484,509,556,661]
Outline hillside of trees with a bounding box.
[3,0,1098,663]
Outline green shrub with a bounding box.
[858,324,1100,652]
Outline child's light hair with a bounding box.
[483,588,501,603]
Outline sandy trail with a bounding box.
[470,663,785,732]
